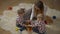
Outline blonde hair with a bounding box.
[37,14,44,20]
[37,14,43,18]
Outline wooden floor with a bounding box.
[0,0,60,15]
[0,0,60,34]
[0,0,36,15]
[0,27,11,34]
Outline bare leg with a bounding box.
[27,28,32,34]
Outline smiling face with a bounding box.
[37,14,43,21]
[18,12,24,17]
[18,8,25,17]
[34,5,44,16]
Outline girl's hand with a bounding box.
[26,20,31,23]
[27,25,32,27]
[24,25,27,27]
[22,24,25,26]
[24,25,31,27]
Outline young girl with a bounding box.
[27,14,46,34]
[16,8,26,32]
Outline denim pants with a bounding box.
[32,27,45,34]
[16,24,26,31]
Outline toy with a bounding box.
[7,6,12,10]
[53,16,56,19]
[16,27,20,31]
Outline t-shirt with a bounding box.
[16,16,24,25]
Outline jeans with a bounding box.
[38,32,45,34]
[16,24,26,31]
[32,27,39,33]
[32,27,45,34]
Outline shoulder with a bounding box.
[23,8,32,20]
[25,8,32,14]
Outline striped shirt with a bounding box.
[31,20,46,33]
[16,16,24,25]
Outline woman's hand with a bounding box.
[26,20,31,23]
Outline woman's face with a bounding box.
[34,5,43,16]
[37,17,43,21]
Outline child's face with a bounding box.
[37,17,43,21]
[18,9,25,16]
[18,13,24,16]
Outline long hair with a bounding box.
[34,0,44,16]
[35,0,44,11]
